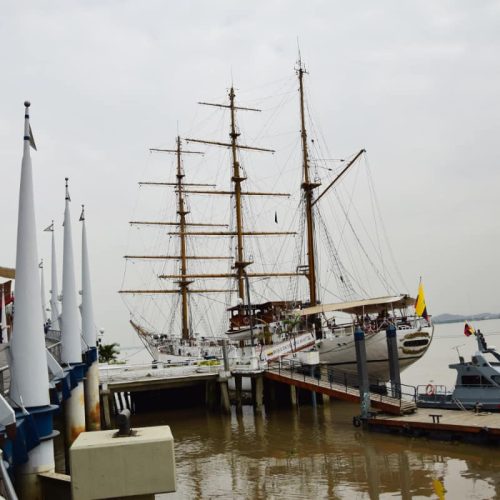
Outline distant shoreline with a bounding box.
[432,314,500,325]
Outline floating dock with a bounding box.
[366,407,500,445]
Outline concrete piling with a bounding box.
[252,375,264,414]
[235,374,243,413]
[219,380,231,415]
[290,385,297,407]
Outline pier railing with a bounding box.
[268,358,417,410]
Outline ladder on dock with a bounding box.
[265,362,417,415]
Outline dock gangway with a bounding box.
[265,359,417,415]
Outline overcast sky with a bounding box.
[1,1,500,346]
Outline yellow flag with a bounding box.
[415,280,429,320]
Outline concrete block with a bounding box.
[70,426,176,500]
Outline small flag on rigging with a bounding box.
[414,279,429,321]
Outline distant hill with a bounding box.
[432,312,500,324]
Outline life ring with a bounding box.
[243,316,250,326]
[352,416,361,428]
[425,384,435,396]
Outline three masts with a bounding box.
[121,61,366,342]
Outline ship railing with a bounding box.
[415,385,450,404]
[269,358,417,408]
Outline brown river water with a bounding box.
[129,320,500,499]
[56,319,500,498]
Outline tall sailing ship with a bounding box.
[120,61,433,377]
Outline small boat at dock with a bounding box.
[417,331,500,411]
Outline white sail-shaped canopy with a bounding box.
[81,206,97,348]
[9,101,51,408]
[61,178,83,364]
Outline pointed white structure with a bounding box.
[80,206,97,349]
[47,221,61,331]
[0,286,7,343]
[60,178,86,448]
[61,179,83,365]
[9,101,55,497]
[40,260,48,326]
[80,205,101,430]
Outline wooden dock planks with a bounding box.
[367,407,500,444]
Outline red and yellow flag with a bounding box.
[415,279,429,320]
[464,322,475,337]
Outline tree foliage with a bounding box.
[98,342,120,363]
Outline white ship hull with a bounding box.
[317,324,434,380]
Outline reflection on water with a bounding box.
[131,401,500,499]
[119,320,500,498]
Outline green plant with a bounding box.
[98,342,120,363]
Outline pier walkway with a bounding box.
[100,363,220,392]
[367,407,500,445]
[265,361,416,415]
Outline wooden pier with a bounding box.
[99,363,232,425]
[366,407,500,445]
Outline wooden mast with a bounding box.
[186,88,284,303]
[132,138,204,340]
[297,60,320,309]
[127,87,305,318]
[175,136,192,340]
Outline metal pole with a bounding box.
[386,323,401,399]
[354,325,370,420]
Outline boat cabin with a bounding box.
[227,300,303,331]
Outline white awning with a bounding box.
[299,295,415,317]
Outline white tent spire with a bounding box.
[9,101,50,407]
[61,177,82,364]
[81,205,97,348]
